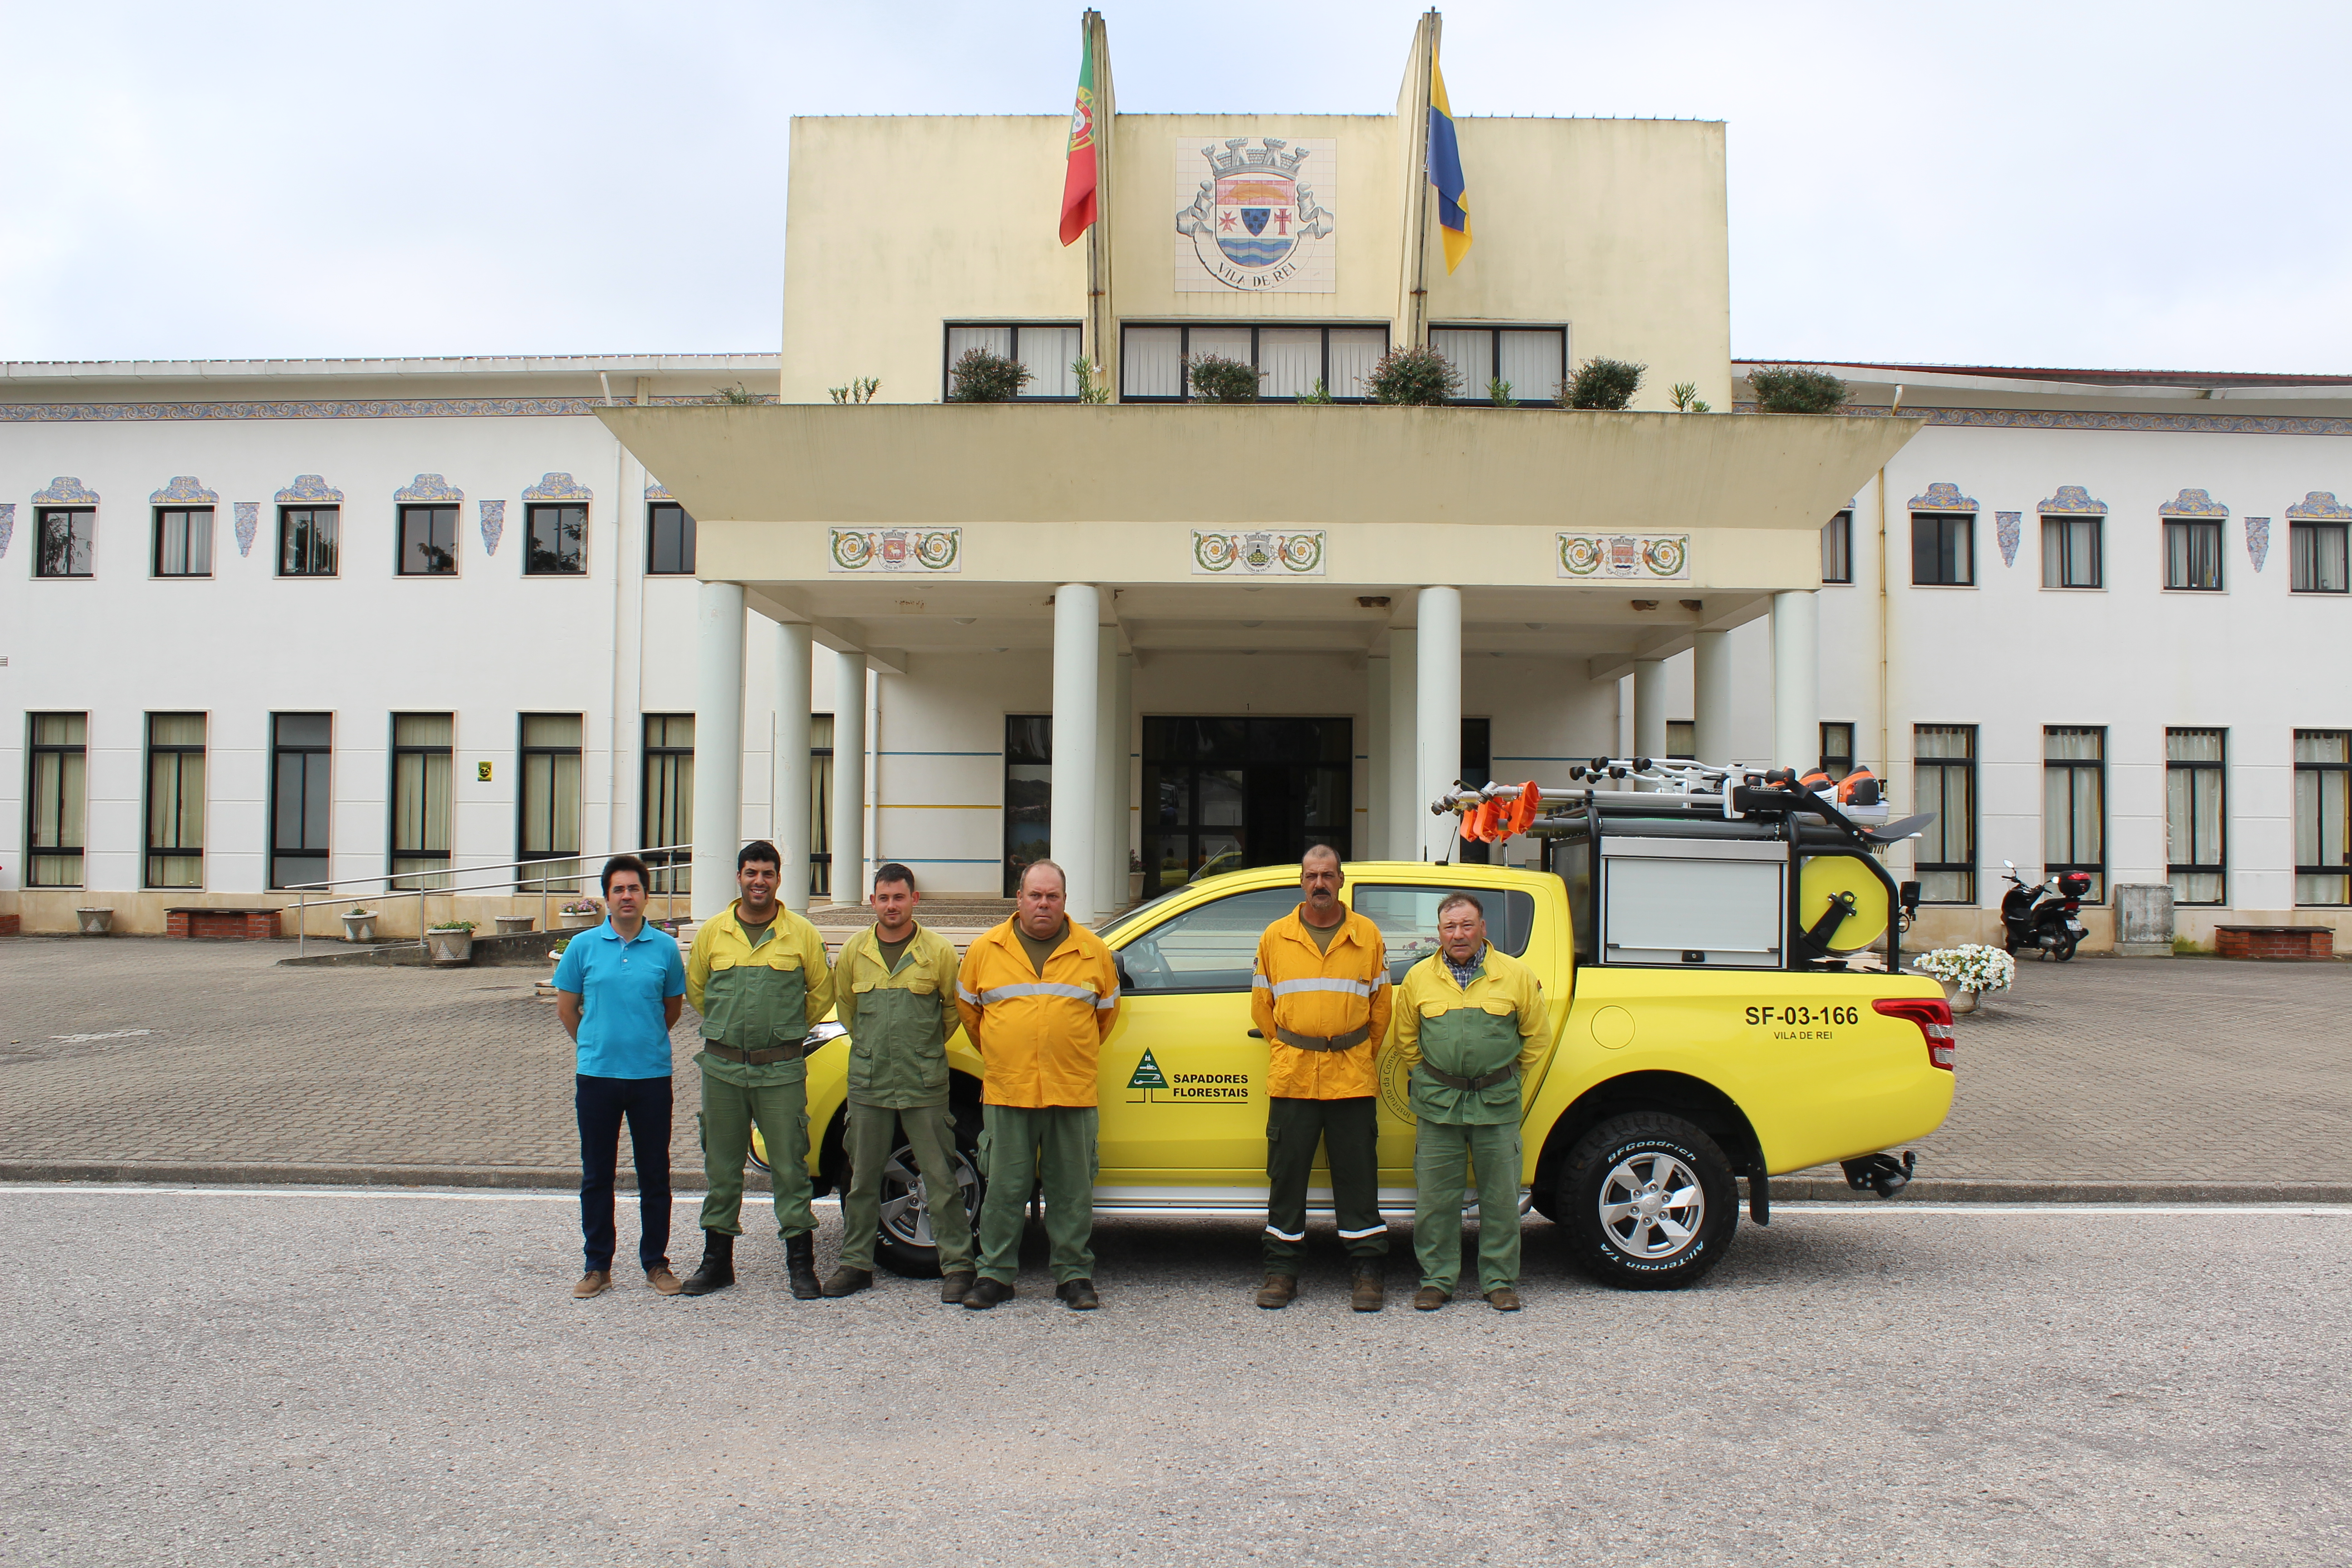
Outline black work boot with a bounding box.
[784,1232,823,1300]
[679,1230,735,1297]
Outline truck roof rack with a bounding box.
[1429,757,1934,854]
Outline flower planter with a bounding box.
[559,910,601,931]
[75,907,114,936]
[423,927,475,965]
[341,910,381,944]
[495,915,535,936]
[1937,980,1981,1016]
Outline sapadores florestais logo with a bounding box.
[1125,1048,1251,1104]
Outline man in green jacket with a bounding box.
[680,840,837,1300]
[822,863,977,1303]
[1394,891,1548,1312]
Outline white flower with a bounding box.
[1911,943,2015,993]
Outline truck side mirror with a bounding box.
[1898,881,1921,916]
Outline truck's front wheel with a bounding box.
[1558,1113,1738,1290]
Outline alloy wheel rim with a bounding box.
[1597,1150,1705,1260]
[876,1144,980,1248]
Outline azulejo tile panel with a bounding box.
[2246,517,2271,572]
[523,472,593,502]
[0,394,773,422]
[1733,403,2352,437]
[2285,490,2352,519]
[274,474,343,503]
[0,503,14,559]
[480,500,505,556]
[395,474,464,503]
[1996,512,2022,567]
[1194,529,1326,576]
[1557,533,1687,581]
[32,476,98,504]
[149,475,218,505]
[644,480,675,500]
[1907,482,1977,511]
[234,502,259,557]
[2037,485,2106,514]
[829,528,961,573]
[2159,488,2229,517]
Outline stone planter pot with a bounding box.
[559,910,601,931]
[495,915,534,936]
[423,927,475,965]
[75,907,114,936]
[341,910,381,944]
[1936,979,1981,1016]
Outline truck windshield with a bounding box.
[1349,884,1536,983]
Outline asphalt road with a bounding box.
[2,1190,2345,1568]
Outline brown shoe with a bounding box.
[940,1271,977,1305]
[572,1270,612,1299]
[1485,1286,1522,1312]
[1412,1286,1450,1311]
[821,1266,873,1298]
[1350,1266,1386,1313]
[1254,1274,1298,1310]
[645,1266,683,1296]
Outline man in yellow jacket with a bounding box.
[955,859,1121,1311]
[1395,891,1547,1312]
[1250,846,1394,1312]
[680,841,836,1300]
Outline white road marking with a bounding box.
[45,1029,152,1044]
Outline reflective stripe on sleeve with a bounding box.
[1094,989,1119,1009]
[1267,976,1377,1000]
[972,981,1101,1005]
[956,985,980,1004]
[1252,973,1271,989]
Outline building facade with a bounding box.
[2,17,2346,949]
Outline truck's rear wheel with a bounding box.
[1558,1112,1738,1290]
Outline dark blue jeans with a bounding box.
[576,1074,673,1274]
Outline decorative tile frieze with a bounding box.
[1996,512,2022,567]
[480,500,506,556]
[2246,517,2271,572]
[234,502,259,557]
[0,503,14,559]
[523,472,593,502]
[1907,482,1976,511]
[1734,402,2352,437]
[644,480,674,500]
[274,474,343,503]
[32,476,98,504]
[1194,529,1326,576]
[149,475,218,505]
[830,528,961,573]
[2159,488,2229,517]
[395,473,463,503]
[2037,485,2106,514]
[1557,533,1687,581]
[0,394,773,423]
[2285,490,2352,519]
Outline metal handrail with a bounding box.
[288,843,691,957]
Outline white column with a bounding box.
[1771,590,1821,772]
[773,621,812,911]
[1387,632,1418,858]
[1050,584,1101,924]
[1414,586,1462,863]
[1365,654,1391,860]
[1693,629,1734,764]
[691,582,746,919]
[1093,624,1122,917]
[1115,650,1134,898]
[1632,658,1669,764]
[831,650,867,905]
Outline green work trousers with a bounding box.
[1412,1117,1523,1294]
[974,1104,1098,1286]
[838,1101,975,1274]
[1264,1095,1388,1271]
[697,1070,814,1240]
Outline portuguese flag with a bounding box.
[1058,30,1098,246]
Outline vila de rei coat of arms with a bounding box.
[1176,137,1335,292]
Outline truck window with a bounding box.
[1115,887,1299,993]
[1350,884,1536,983]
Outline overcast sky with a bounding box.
[5,1,2343,373]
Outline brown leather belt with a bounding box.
[1274,1024,1371,1053]
[704,1039,805,1066]
[1419,1063,1515,1092]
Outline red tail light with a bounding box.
[2063,900,2080,912]
[1874,997,1956,1070]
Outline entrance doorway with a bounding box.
[1140,716,1351,894]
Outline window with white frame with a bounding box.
[145,712,207,889]
[943,322,1084,400]
[391,713,454,890]
[1913,725,1977,903]
[153,507,214,578]
[1911,512,1974,586]
[518,714,584,892]
[1427,324,1567,404]
[2041,513,2102,588]
[2043,726,2106,902]
[2291,519,2349,593]
[36,509,95,578]
[2295,730,2350,906]
[2165,515,2224,591]
[1120,323,1388,402]
[270,713,333,892]
[26,713,87,888]
[2166,728,2225,906]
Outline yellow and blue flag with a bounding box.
[1427,48,1470,272]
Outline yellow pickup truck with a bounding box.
[780,765,1957,1289]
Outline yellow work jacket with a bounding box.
[1250,905,1394,1101]
[1394,943,1548,1125]
[956,918,1121,1109]
[684,902,835,1087]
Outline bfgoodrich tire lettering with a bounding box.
[1558,1112,1739,1290]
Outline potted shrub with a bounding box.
[1557,357,1646,410]
[946,349,1031,403]
[559,898,603,931]
[75,906,114,936]
[1747,364,1848,414]
[1187,353,1263,404]
[1365,346,1460,406]
[424,920,477,965]
[1910,943,2015,1015]
[340,906,380,943]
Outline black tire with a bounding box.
[869,1107,986,1279]
[2049,929,2079,962]
[1558,1112,1739,1290]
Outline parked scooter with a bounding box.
[1999,860,2091,961]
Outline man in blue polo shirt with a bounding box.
[554,853,689,1299]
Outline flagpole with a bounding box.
[1395,9,1440,352]
[1087,10,1118,401]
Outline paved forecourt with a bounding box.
[0,936,2346,1196]
[0,1186,2344,1568]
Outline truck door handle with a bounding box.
[1248,1029,1264,1038]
